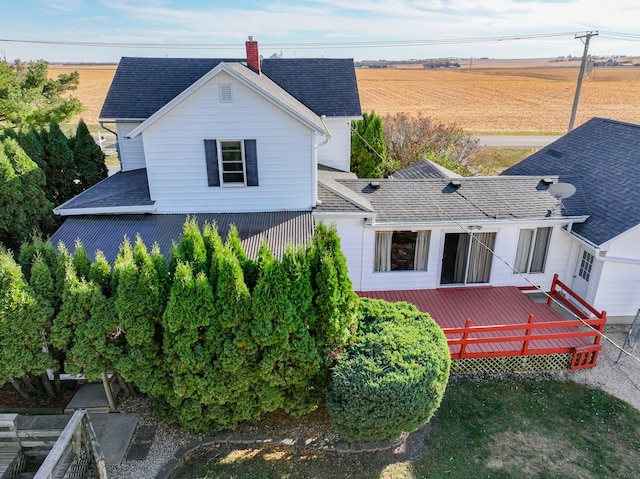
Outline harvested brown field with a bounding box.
[49,64,116,126]
[357,60,640,132]
[51,59,640,132]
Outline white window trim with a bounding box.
[374,230,430,272]
[218,140,246,187]
[513,227,551,274]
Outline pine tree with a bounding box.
[111,237,167,396]
[72,240,92,280]
[17,128,46,172]
[350,111,387,178]
[0,142,27,249]
[169,216,207,277]
[0,247,58,403]
[45,120,78,204]
[89,250,112,297]
[308,222,358,353]
[72,120,107,190]
[51,261,92,352]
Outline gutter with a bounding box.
[54,204,157,216]
[365,216,589,228]
[313,115,332,207]
[564,226,640,265]
[99,121,122,171]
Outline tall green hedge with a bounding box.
[326,298,451,442]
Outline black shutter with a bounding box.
[204,139,220,187]
[244,139,259,187]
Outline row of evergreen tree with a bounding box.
[0,119,108,250]
[0,219,358,433]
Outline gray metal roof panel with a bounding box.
[100,57,361,119]
[502,118,640,245]
[335,176,589,223]
[49,211,314,264]
[57,168,153,210]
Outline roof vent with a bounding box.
[448,180,461,189]
[547,148,563,158]
[369,181,380,190]
[219,83,233,103]
[540,178,555,185]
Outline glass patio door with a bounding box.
[440,232,496,285]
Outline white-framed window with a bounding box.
[578,250,594,281]
[219,140,245,185]
[375,230,430,272]
[203,139,259,188]
[514,227,552,274]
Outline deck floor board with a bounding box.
[358,286,594,356]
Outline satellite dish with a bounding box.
[548,182,576,200]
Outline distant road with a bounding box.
[475,135,561,148]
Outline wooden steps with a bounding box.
[0,442,23,479]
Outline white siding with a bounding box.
[116,122,146,171]
[141,72,316,213]
[318,118,352,172]
[318,216,367,290]
[325,217,575,292]
[590,226,640,318]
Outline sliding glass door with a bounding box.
[440,232,496,285]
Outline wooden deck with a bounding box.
[358,285,605,366]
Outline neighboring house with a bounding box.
[49,39,636,323]
[503,118,640,321]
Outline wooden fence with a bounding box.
[33,410,107,479]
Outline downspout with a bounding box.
[99,121,122,171]
[313,115,332,206]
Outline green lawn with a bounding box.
[169,379,640,479]
[468,147,539,175]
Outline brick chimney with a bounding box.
[246,36,260,73]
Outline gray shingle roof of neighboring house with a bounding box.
[502,118,640,246]
[54,168,153,214]
[100,57,361,120]
[330,176,589,224]
[50,211,314,265]
[390,159,462,179]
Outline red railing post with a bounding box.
[459,318,472,359]
[547,274,559,306]
[522,314,536,355]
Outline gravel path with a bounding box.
[106,325,640,479]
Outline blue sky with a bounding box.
[0,0,638,62]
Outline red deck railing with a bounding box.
[441,275,607,369]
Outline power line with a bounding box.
[0,31,621,51]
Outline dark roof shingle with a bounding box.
[502,118,640,245]
[56,168,153,211]
[100,57,361,120]
[334,176,589,224]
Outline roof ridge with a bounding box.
[318,177,374,212]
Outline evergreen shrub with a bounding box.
[326,298,451,442]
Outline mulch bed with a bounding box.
[0,382,80,410]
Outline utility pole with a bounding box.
[568,31,598,132]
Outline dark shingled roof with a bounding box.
[56,168,153,212]
[390,159,461,179]
[50,211,314,265]
[100,57,361,120]
[334,176,589,224]
[502,118,640,245]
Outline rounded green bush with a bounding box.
[326,298,451,442]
